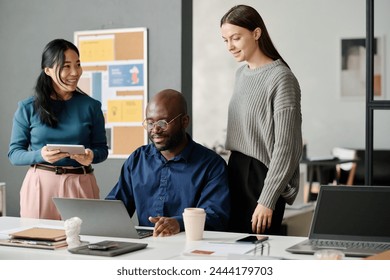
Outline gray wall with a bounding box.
[0,0,192,216]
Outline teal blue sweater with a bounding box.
[8,92,108,167]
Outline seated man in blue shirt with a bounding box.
[106,89,230,237]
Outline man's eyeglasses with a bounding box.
[142,113,183,131]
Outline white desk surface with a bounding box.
[0,216,331,260]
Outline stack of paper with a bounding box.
[0,227,67,250]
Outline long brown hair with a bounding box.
[221,5,290,69]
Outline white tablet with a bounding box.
[47,144,85,155]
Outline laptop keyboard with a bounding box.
[310,240,390,250]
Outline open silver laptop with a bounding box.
[286,185,390,257]
[53,197,153,239]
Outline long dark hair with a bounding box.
[220,5,290,69]
[34,39,86,127]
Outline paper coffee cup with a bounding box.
[184,208,205,215]
[182,208,206,241]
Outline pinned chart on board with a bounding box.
[74,28,148,158]
[107,100,143,123]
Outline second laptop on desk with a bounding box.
[286,185,390,257]
[52,197,153,239]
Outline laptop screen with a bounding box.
[310,186,390,242]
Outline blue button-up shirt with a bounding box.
[106,135,230,231]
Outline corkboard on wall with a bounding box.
[113,126,145,155]
[115,32,144,60]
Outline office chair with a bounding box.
[331,147,357,185]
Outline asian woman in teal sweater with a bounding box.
[9,39,108,219]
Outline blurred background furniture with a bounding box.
[282,204,315,237]
[353,150,390,186]
[301,156,359,202]
[301,148,390,202]
[332,147,358,185]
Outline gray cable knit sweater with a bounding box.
[225,59,302,209]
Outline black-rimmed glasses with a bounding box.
[142,113,183,131]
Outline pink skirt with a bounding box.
[20,166,100,220]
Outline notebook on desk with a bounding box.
[52,198,153,239]
[286,185,390,257]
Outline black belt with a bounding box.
[32,164,94,175]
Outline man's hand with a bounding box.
[148,216,180,237]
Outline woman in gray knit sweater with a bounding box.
[221,5,302,234]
